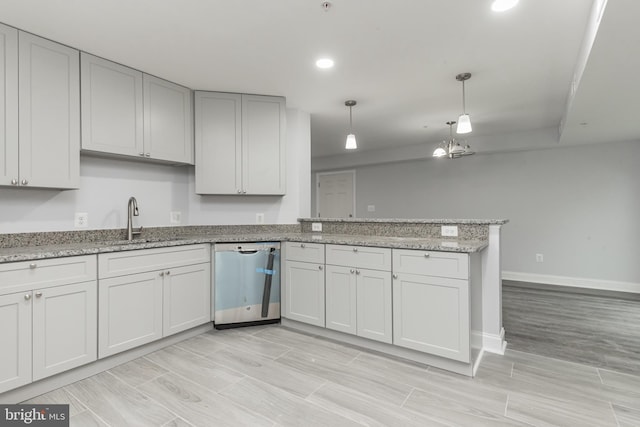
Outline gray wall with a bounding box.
[312,139,640,287]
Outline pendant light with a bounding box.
[455,72,472,134]
[345,100,357,150]
[433,121,474,159]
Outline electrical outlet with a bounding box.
[536,253,544,263]
[170,211,181,225]
[367,205,376,212]
[256,213,265,224]
[312,222,322,232]
[74,212,88,228]
[441,225,458,237]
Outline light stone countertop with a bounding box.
[0,232,488,263]
[298,218,509,225]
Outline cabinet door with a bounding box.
[98,271,163,358]
[0,292,32,394]
[284,261,325,327]
[81,53,144,158]
[32,281,97,381]
[19,32,80,189]
[325,265,356,335]
[144,75,193,164]
[162,263,211,337]
[242,94,286,195]
[0,23,18,187]
[392,273,470,362]
[194,91,242,194]
[357,269,392,344]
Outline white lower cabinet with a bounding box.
[0,292,31,393]
[0,255,97,394]
[283,242,325,327]
[284,260,325,327]
[98,245,211,358]
[98,271,163,358]
[392,250,470,363]
[162,263,211,337]
[32,281,97,381]
[325,245,392,344]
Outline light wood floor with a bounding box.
[503,281,640,375]
[25,324,640,426]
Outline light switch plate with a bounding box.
[312,222,322,232]
[256,213,265,224]
[367,205,376,212]
[441,225,458,237]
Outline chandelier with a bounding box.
[433,121,475,159]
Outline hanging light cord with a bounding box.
[349,105,353,131]
[461,79,467,114]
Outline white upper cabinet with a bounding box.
[144,75,193,164]
[0,26,80,189]
[194,91,241,194]
[81,53,144,157]
[195,91,286,195]
[81,53,193,164]
[0,24,18,187]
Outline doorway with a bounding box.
[316,170,356,218]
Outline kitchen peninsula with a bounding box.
[0,218,507,401]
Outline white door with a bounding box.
[143,74,193,164]
[325,265,357,335]
[357,268,392,344]
[98,271,163,358]
[19,32,80,189]
[317,171,355,218]
[80,52,144,157]
[284,261,325,327]
[194,91,242,195]
[162,263,211,337]
[32,281,97,381]
[0,23,18,187]
[0,292,32,394]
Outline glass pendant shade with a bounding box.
[345,133,357,150]
[456,114,472,134]
[433,147,447,157]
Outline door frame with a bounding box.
[315,170,356,218]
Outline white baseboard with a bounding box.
[477,328,507,355]
[502,271,640,294]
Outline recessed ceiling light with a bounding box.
[491,0,519,12]
[315,58,334,69]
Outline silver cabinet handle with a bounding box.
[35,292,42,298]
[356,270,361,275]
[350,269,355,274]
[242,190,247,194]
[237,189,242,194]
[166,271,170,275]
[160,272,165,277]
[29,263,37,269]
[21,179,28,185]
[139,152,145,156]
[353,248,358,252]
[424,253,430,258]
[145,153,151,157]
[300,243,306,248]
[318,265,323,271]
[393,274,398,279]
[24,293,31,300]
[11,179,18,185]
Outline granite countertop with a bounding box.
[0,232,488,263]
[298,217,509,225]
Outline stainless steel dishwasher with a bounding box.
[213,242,280,329]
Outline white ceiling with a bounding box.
[1,0,636,159]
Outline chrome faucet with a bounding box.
[127,196,143,240]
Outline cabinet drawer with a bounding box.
[98,244,211,278]
[0,255,97,295]
[326,244,391,271]
[392,249,468,279]
[285,242,324,264]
